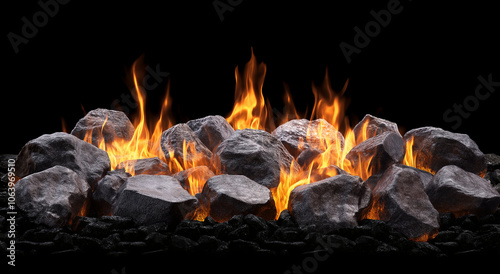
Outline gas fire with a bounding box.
[80,50,427,230]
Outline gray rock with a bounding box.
[361,164,440,240]
[288,174,371,233]
[71,108,135,148]
[426,165,500,217]
[272,119,344,158]
[112,175,199,226]
[16,132,111,189]
[93,169,130,217]
[352,114,401,144]
[15,166,91,227]
[160,123,212,170]
[187,115,234,151]
[485,154,500,172]
[403,127,487,176]
[199,174,277,222]
[345,132,405,178]
[173,166,215,195]
[214,129,295,188]
[116,157,171,176]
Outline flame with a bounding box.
[403,135,434,174]
[226,49,274,131]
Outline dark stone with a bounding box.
[345,132,405,177]
[485,154,500,172]
[160,123,212,170]
[214,128,295,188]
[426,165,500,217]
[272,119,345,158]
[361,164,440,240]
[99,215,136,230]
[296,148,323,168]
[199,175,277,222]
[288,174,371,233]
[198,235,224,253]
[352,114,402,145]
[244,214,268,232]
[16,132,110,189]
[15,166,91,227]
[145,232,170,249]
[170,234,199,252]
[92,169,130,217]
[186,115,235,151]
[404,127,487,176]
[71,108,135,148]
[116,157,171,176]
[80,221,113,238]
[112,175,199,226]
[228,239,260,253]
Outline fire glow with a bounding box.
[78,50,433,239]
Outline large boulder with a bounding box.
[213,129,295,188]
[403,127,487,176]
[92,168,130,217]
[16,132,111,189]
[112,175,198,226]
[361,164,440,241]
[288,174,371,233]
[186,115,234,151]
[15,165,91,227]
[71,108,135,148]
[160,123,212,170]
[199,174,277,222]
[272,119,344,158]
[426,165,500,217]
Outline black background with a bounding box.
[4,0,499,155]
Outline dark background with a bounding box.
[3,0,499,155]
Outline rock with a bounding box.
[112,175,199,226]
[16,132,110,189]
[361,164,440,240]
[272,119,344,158]
[186,115,235,151]
[199,174,277,222]
[173,166,215,195]
[352,114,401,144]
[288,174,371,233]
[71,108,135,148]
[426,165,500,217]
[160,123,212,170]
[403,127,487,176]
[296,148,323,169]
[92,169,130,217]
[345,132,405,178]
[485,154,500,172]
[214,129,295,188]
[116,157,171,176]
[15,166,91,227]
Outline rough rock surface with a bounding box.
[426,165,500,217]
[403,127,487,176]
[362,164,440,240]
[15,132,111,189]
[272,119,344,158]
[288,174,371,233]
[214,129,295,189]
[113,175,199,226]
[173,166,215,194]
[92,169,130,217]
[160,123,212,169]
[15,165,91,227]
[71,108,135,147]
[345,132,405,177]
[116,157,171,176]
[352,114,401,144]
[199,174,277,222]
[186,115,234,151]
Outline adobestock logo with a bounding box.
[7,0,70,54]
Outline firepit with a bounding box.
[2,51,500,272]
